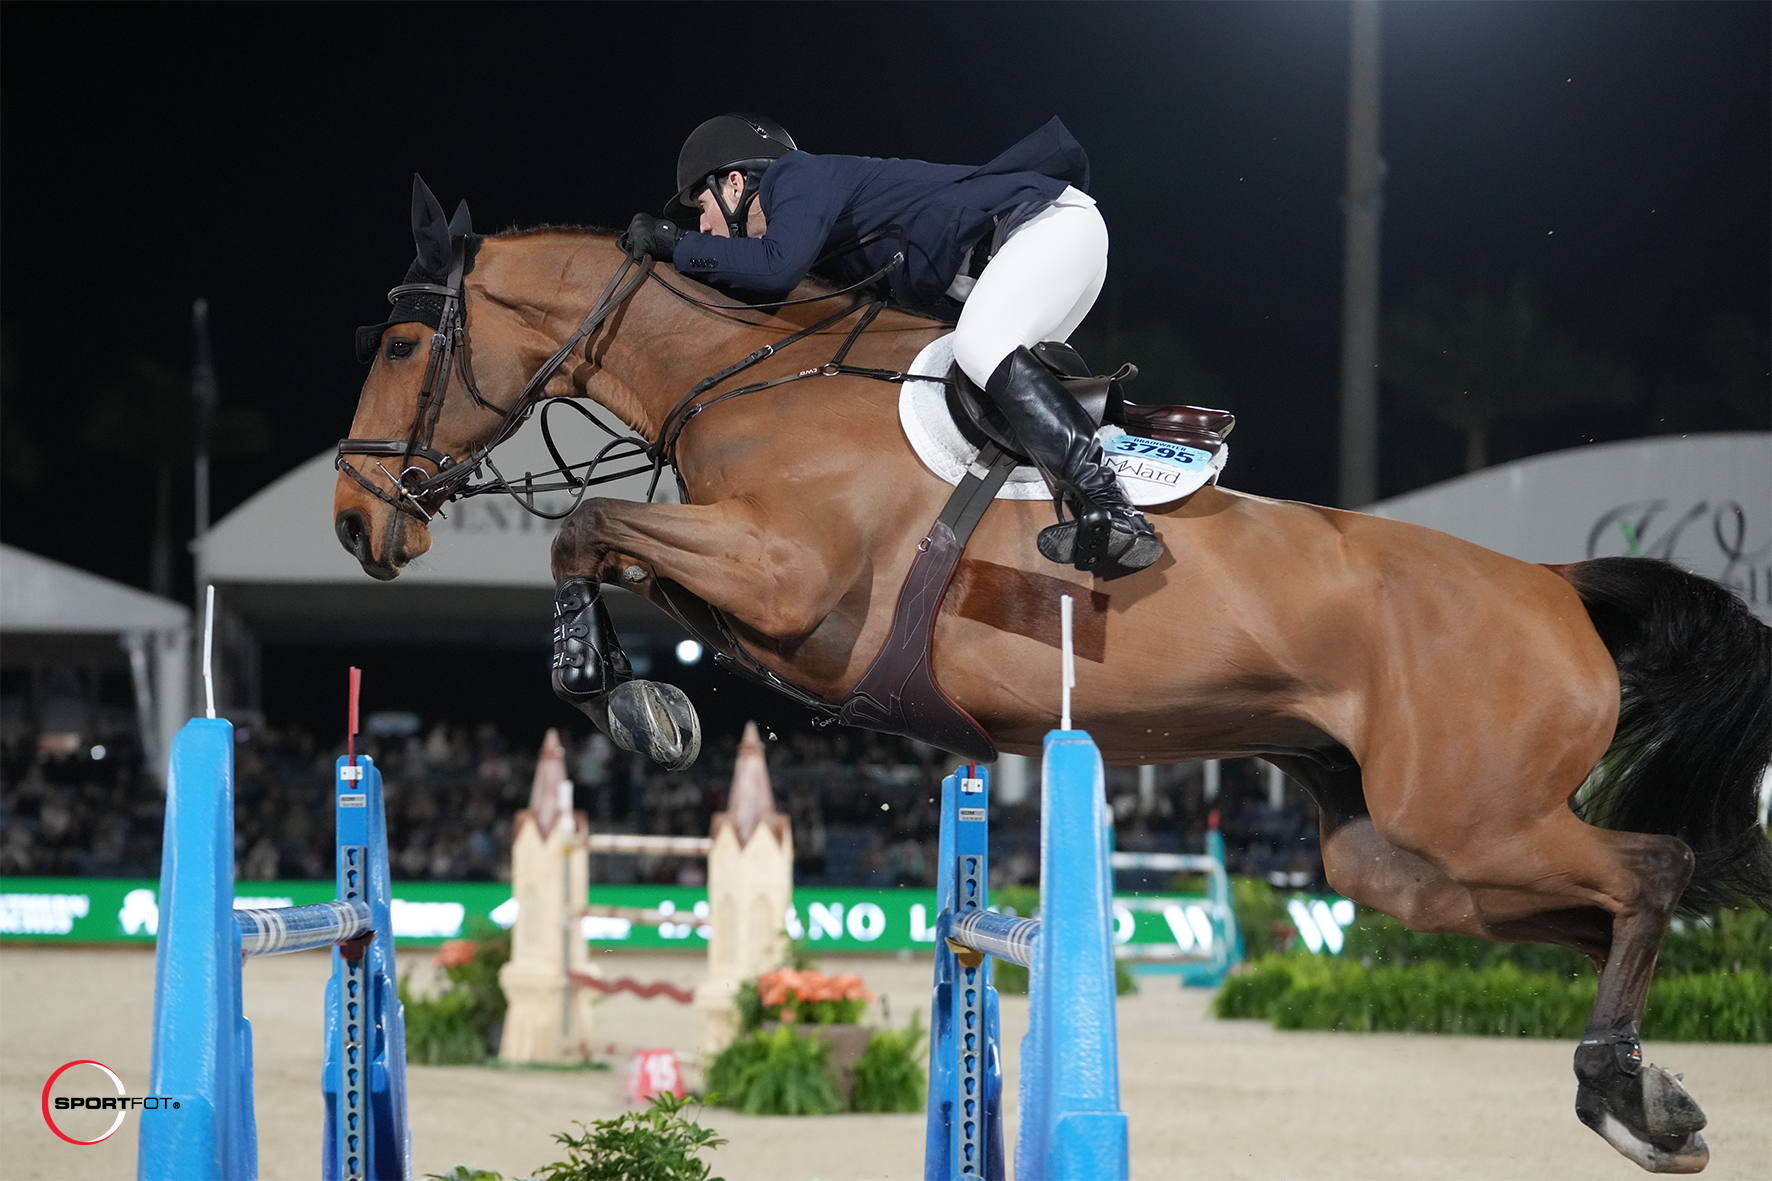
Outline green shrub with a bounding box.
[442,918,512,1051]
[400,920,513,1064]
[1655,908,1772,977]
[1215,956,1312,1020]
[704,1025,843,1116]
[1229,876,1290,960]
[1217,954,1768,1043]
[851,1011,927,1113]
[1271,959,1594,1037]
[531,1092,726,1181]
[426,1168,505,1181]
[402,978,488,1065]
[1644,970,1771,1042]
[1333,904,1769,979]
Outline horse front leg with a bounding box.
[548,495,857,770]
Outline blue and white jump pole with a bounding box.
[925,592,1129,1180]
[139,661,408,1181]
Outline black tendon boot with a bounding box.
[551,576,703,772]
[984,347,1163,578]
[550,577,632,701]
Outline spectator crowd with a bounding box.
[1,719,1327,892]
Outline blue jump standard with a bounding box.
[925,730,1130,1181]
[138,717,410,1181]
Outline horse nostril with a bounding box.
[336,511,370,559]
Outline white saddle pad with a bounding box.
[897,334,1227,506]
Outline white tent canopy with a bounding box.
[0,544,191,776]
[1369,432,1770,623]
[1,545,190,633]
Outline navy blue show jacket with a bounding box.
[670,117,1090,311]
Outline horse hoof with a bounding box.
[1577,1066,1710,1174]
[606,680,702,771]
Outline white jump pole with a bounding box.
[1060,593,1075,730]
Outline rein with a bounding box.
[337,233,942,524]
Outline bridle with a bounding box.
[335,236,656,523]
[336,229,924,526]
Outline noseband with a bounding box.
[335,236,656,523]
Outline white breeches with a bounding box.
[950,187,1109,388]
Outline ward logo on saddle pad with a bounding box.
[1099,431,1219,503]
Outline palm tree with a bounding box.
[1383,276,1638,472]
[82,356,270,597]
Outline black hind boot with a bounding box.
[984,346,1162,578]
[550,577,703,771]
[551,577,632,701]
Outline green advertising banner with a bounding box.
[0,877,1241,958]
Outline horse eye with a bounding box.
[386,338,415,361]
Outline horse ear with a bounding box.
[447,198,473,241]
[410,174,452,274]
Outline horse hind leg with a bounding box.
[1276,755,1708,1173]
[1559,829,1709,1174]
[551,576,701,771]
[1375,777,1709,1174]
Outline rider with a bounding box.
[621,113,1162,577]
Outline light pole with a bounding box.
[1338,0,1385,508]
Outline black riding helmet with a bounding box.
[664,113,797,237]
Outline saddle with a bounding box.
[946,341,1236,466]
[839,345,1235,760]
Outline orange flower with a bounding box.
[432,939,476,968]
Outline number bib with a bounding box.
[1100,429,1226,506]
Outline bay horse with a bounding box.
[335,182,1769,1173]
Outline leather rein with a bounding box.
[336,233,926,524]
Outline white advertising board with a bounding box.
[1369,433,1770,623]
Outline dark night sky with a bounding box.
[2,2,1767,595]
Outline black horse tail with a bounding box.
[1562,557,1772,913]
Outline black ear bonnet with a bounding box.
[356,174,482,363]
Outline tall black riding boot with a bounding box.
[551,577,632,702]
[984,346,1163,577]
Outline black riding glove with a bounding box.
[621,213,685,262]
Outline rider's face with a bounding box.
[694,171,767,237]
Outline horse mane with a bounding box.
[490,223,621,239]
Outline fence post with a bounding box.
[1016,730,1127,1181]
[322,753,409,1181]
[925,763,1004,1179]
[139,718,257,1180]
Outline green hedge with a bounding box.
[1217,955,1769,1043]
[1227,876,1772,978]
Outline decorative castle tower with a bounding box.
[497,729,597,1062]
[694,721,795,1054]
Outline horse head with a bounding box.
[334,176,485,577]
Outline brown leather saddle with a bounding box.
[837,345,1235,760]
[945,341,1235,467]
